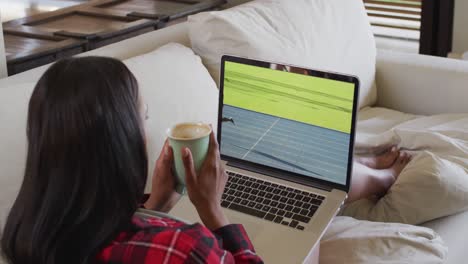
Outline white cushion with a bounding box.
[0,83,35,228]
[122,43,219,191]
[321,216,448,264]
[188,0,377,109]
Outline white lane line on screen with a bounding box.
[242,117,280,159]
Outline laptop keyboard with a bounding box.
[221,171,326,231]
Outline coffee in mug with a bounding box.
[167,122,211,194]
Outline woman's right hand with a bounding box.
[182,130,229,230]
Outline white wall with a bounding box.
[452,0,468,54]
[0,10,7,78]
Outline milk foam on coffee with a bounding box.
[170,123,211,139]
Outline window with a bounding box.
[364,0,455,57]
[364,0,422,53]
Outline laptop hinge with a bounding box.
[227,160,334,192]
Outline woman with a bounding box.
[1,57,263,264]
[1,56,410,264]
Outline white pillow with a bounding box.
[342,151,468,225]
[321,216,448,264]
[188,0,377,109]
[0,83,35,228]
[123,43,219,191]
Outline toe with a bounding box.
[384,146,400,164]
[398,153,406,163]
[407,153,413,161]
[401,152,412,165]
[406,154,412,163]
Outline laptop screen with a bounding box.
[220,58,357,186]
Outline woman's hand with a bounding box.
[144,140,181,213]
[182,130,229,230]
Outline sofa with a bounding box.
[0,14,7,79]
[1,1,468,263]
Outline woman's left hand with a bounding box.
[144,140,181,212]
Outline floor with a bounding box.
[0,0,87,22]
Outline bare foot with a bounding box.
[373,152,412,196]
[384,152,412,180]
[356,146,399,169]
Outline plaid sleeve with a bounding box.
[184,224,263,264]
[214,224,263,263]
[97,217,263,263]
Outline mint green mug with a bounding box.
[167,122,211,194]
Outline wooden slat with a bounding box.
[367,13,421,21]
[5,33,85,63]
[89,19,156,38]
[99,0,225,21]
[364,0,422,4]
[364,0,421,8]
[3,0,115,27]
[364,0,422,33]
[79,7,139,21]
[166,0,226,20]
[370,22,420,31]
[4,26,65,40]
[365,5,421,15]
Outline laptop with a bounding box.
[170,55,359,263]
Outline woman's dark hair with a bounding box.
[1,57,148,264]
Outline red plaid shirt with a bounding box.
[96,213,263,263]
